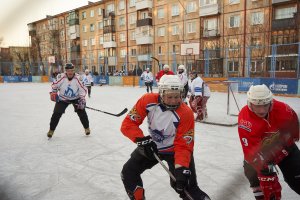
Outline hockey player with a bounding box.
[188,72,210,121]
[47,63,90,138]
[155,64,174,82]
[140,68,154,93]
[238,84,300,200]
[82,69,94,98]
[120,75,211,200]
[177,65,189,101]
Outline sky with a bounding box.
[0,0,94,47]
[0,83,299,200]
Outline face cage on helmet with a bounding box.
[247,100,273,114]
[159,89,184,111]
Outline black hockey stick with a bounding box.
[60,100,128,117]
[152,152,194,200]
[85,106,128,117]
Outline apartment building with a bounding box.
[27,0,299,78]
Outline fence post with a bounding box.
[204,48,209,77]
[271,44,276,78]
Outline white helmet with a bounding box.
[158,75,184,110]
[163,64,170,70]
[247,84,273,106]
[85,69,89,73]
[178,65,185,71]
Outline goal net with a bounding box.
[200,81,244,126]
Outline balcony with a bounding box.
[136,18,152,27]
[103,11,115,19]
[272,17,296,30]
[69,25,80,39]
[203,29,220,37]
[103,25,116,34]
[136,0,153,10]
[136,35,153,45]
[103,41,117,48]
[199,3,220,17]
[68,18,79,26]
[272,0,292,4]
[137,54,152,61]
[29,30,36,36]
[104,56,117,66]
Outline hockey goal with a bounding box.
[200,81,243,127]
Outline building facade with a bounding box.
[27,0,300,78]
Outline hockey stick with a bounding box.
[152,152,194,200]
[60,100,128,117]
[85,106,128,117]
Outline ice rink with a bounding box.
[0,83,299,200]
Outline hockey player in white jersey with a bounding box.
[140,68,154,93]
[189,71,211,121]
[82,69,94,98]
[177,65,189,101]
[47,63,90,138]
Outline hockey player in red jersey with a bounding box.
[155,64,175,82]
[47,63,90,138]
[238,84,300,200]
[120,75,210,200]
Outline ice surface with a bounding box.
[0,83,299,200]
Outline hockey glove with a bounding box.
[174,167,191,198]
[77,98,86,110]
[136,136,158,160]
[258,171,281,200]
[91,82,94,86]
[50,92,59,102]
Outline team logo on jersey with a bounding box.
[262,131,280,148]
[64,86,79,98]
[128,107,141,122]
[183,129,194,145]
[151,129,169,143]
[238,119,252,132]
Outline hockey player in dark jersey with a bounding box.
[47,63,90,138]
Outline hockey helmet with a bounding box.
[247,84,273,106]
[65,63,74,70]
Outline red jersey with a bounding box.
[156,70,175,82]
[120,93,195,168]
[238,99,299,163]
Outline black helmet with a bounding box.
[65,63,74,70]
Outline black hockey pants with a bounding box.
[50,100,89,131]
[121,148,210,200]
[244,144,300,195]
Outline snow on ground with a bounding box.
[0,83,299,200]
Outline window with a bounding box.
[98,8,102,15]
[90,24,95,32]
[200,0,217,6]
[229,38,239,49]
[120,49,126,57]
[140,11,148,19]
[130,14,136,25]
[229,15,240,28]
[172,44,179,53]
[187,1,196,13]
[251,61,263,72]
[82,25,87,32]
[157,27,165,36]
[187,22,196,33]
[98,21,103,29]
[119,0,125,10]
[83,40,88,46]
[99,36,104,44]
[131,48,136,56]
[158,46,163,55]
[131,31,136,40]
[120,33,125,42]
[90,10,94,17]
[229,0,240,4]
[204,18,217,30]
[90,38,95,46]
[251,12,263,25]
[172,25,179,35]
[107,4,115,13]
[275,6,296,20]
[172,4,180,16]
[157,8,164,19]
[82,11,86,19]
[119,17,125,26]
[228,61,239,72]
[251,37,261,46]
[129,0,136,7]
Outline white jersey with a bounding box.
[82,74,94,87]
[177,72,188,86]
[51,73,87,101]
[141,71,154,83]
[189,76,210,97]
